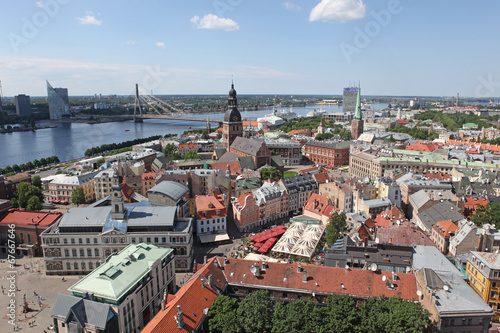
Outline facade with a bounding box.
[15,94,31,116]
[94,168,119,201]
[0,173,31,199]
[253,181,288,224]
[41,187,193,273]
[229,137,272,168]
[319,181,353,213]
[281,174,318,214]
[47,80,70,120]
[0,209,62,257]
[222,83,243,150]
[67,243,175,333]
[52,294,119,333]
[322,112,354,123]
[359,198,392,217]
[431,220,459,254]
[467,251,500,321]
[195,194,227,237]
[234,177,261,198]
[47,172,98,203]
[141,171,157,196]
[265,140,301,165]
[302,192,334,225]
[400,177,453,209]
[303,141,351,166]
[232,192,260,232]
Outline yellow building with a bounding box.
[467,251,500,321]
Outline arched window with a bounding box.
[20,233,24,243]
[80,249,84,257]
[115,204,119,212]
[72,249,77,257]
[180,248,185,255]
[66,262,71,270]
[89,262,93,270]
[48,263,53,270]
[27,234,32,244]
[95,249,99,257]
[74,262,78,270]
[54,249,60,257]
[56,263,62,270]
[87,249,92,257]
[81,262,86,270]
[46,249,52,257]
[105,249,111,257]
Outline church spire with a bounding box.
[354,84,362,120]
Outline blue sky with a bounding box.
[1,0,499,97]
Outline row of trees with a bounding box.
[84,135,162,157]
[207,291,430,333]
[0,156,60,176]
[10,177,44,211]
[414,110,492,132]
[391,125,438,140]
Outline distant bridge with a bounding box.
[134,114,222,125]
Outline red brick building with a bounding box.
[229,137,271,168]
[303,141,351,166]
[0,173,31,199]
[0,209,62,256]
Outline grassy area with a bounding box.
[283,171,298,178]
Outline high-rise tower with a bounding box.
[46,80,70,119]
[351,85,364,140]
[222,82,242,150]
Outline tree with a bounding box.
[12,164,21,173]
[182,150,201,160]
[358,296,430,333]
[237,290,274,333]
[32,175,42,189]
[271,298,317,333]
[473,202,500,228]
[26,196,42,211]
[315,132,333,141]
[163,143,177,157]
[208,295,241,333]
[325,211,347,247]
[71,186,86,206]
[15,182,43,208]
[319,294,360,333]
[260,167,282,180]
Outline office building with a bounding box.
[14,94,31,116]
[47,80,70,119]
[343,87,358,113]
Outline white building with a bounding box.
[94,168,119,200]
[41,185,193,272]
[195,194,228,243]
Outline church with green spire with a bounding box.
[351,85,364,140]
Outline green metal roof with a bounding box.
[68,243,173,303]
[235,177,261,192]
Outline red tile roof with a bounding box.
[210,160,242,176]
[424,172,452,181]
[313,172,330,184]
[0,209,62,227]
[243,121,259,127]
[464,197,488,210]
[288,129,311,135]
[303,193,331,216]
[375,222,434,246]
[406,142,441,152]
[221,257,418,301]
[121,183,135,201]
[196,194,226,220]
[432,220,459,239]
[447,140,500,152]
[179,143,198,150]
[5,173,31,183]
[141,171,157,181]
[142,258,225,333]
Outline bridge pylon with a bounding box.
[133,83,143,123]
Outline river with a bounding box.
[0,103,386,168]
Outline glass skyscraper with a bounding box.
[47,80,70,119]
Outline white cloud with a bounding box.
[126,40,137,45]
[190,14,239,31]
[309,0,365,22]
[284,2,302,11]
[155,42,166,49]
[35,1,43,8]
[76,13,103,26]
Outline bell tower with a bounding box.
[111,183,127,220]
[223,82,243,150]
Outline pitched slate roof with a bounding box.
[52,294,115,330]
[230,137,265,155]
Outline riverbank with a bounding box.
[0,125,57,134]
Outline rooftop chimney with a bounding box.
[175,305,184,329]
[208,274,213,287]
[297,264,302,273]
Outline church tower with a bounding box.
[351,85,364,140]
[317,117,325,135]
[223,82,243,150]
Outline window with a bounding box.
[74,262,78,270]
[105,249,111,257]
[71,238,75,244]
[27,234,32,244]
[162,237,166,243]
[87,249,92,257]
[80,249,84,257]
[89,262,93,270]
[112,238,117,244]
[450,319,454,326]
[493,282,498,288]
[81,262,86,270]
[65,249,69,257]
[79,238,83,244]
[63,238,68,244]
[154,237,158,243]
[120,238,125,243]
[147,237,151,243]
[20,233,24,243]
[66,262,71,270]
[131,238,136,243]
[94,238,98,244]
[72,249,77,257]
[95,249,99,257]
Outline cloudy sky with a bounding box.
[1,0,499,97]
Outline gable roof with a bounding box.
[52,294,114,330]
[417,201,464,231]
[230,137,265,156]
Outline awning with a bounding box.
[199,233,230,244]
